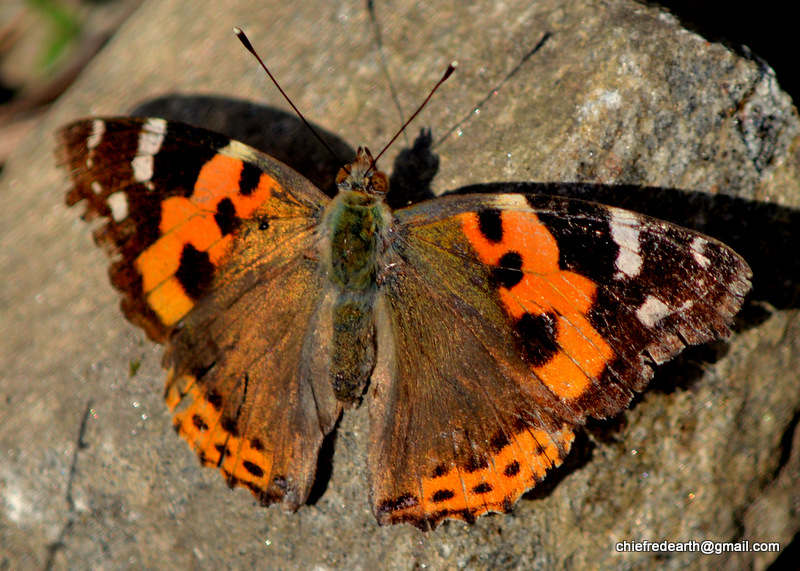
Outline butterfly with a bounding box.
[57,79,751,531]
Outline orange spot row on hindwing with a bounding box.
[171,377,274,493]
[402,426,575,522]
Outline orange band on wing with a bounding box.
[461,209,614,400]
[462,210,561,275]
[134,154,279,327]
[193,154,278,218]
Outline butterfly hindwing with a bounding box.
[369,263,579,529]
[368,192,751,529]
[59,117,343,509]
[163,230,342,509]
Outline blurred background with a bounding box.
[0,0,795,173]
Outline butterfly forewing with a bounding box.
[58,118,327,341]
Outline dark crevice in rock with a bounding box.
[643,1,799,103]
[775,408,800,480]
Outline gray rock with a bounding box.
[1,0,798,569]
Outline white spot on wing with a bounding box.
[610,209,642,279]
[636,295,670,327]
[224,139,257,160]
[87,120,105,150]
[139,118,167,154]
[493,194,533,211]
[107,192,129,222]
[91,181,103,195]
[132,118,167,188]
[691,236,710,268]
[131,156,154,187]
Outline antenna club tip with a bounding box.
[441,61,457,81]
[235,27,255,53]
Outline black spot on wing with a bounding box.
[534,198,618,282]
[478,208,503,242]
[489,431,510,452]
[515,312,559,367]
[472,482,492,494]
[431,489,456,503]
[243,460,265,478]
[239,162,262,196]
[491,251,524,289]
[221,416,239,437]
[463,455,489,473]
[175,243,215,300]
[432,464,449,478]
[189,362,215,383]
[503,461,521,477]
[192,414,209,431]
[206,389,223,410]
[214,197,239,236]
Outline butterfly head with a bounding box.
[336,147,389,197]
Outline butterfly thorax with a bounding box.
[324,147,393,404]
[327,147,393,291]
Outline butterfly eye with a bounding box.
[370,172,389,195]
[335,166,351,186]
[258,218,270,231]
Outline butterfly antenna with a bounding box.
[370,61,457,171]
[434,32,550,147]
[234,27,341,163]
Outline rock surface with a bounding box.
[1,0,798,569]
